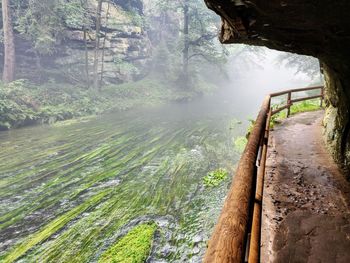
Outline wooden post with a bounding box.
[203,96,270,263]
[287,92,291,117]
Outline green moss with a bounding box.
[98,223,157,263]
[234,136,248,153]
[203,168,228,187]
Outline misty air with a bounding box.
[1,1,350,263]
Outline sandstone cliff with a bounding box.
[4,0,152,85]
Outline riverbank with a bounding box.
[0,78,213,130]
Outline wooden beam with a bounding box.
[248,111,271,263]
[203,96,270,263]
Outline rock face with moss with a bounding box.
[2,0,151,85]
[204,0,350,173]
[63,0,151,84]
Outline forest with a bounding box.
[0,1,325,263]
[0,0,320,130]
[0,0,231,129]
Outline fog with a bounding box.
[193,46,322,120]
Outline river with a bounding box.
[0,64,312,262]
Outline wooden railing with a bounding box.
[203,85,324,263]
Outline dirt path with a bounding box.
[261,110,350,263]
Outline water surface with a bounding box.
[0,95,252,262]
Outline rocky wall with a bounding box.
[6,0,152,85]
[203,0,350,173]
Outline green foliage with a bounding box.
[275,52,321,81]
[245,118,255,138]
[15,0,92,55]
[0,80,38,129]
[290,99,321,114]
[98,223,157,263]
[234,136,248,153]
[0,80,105,129]
[270,99,322,128]
[150,0,228,89]
[229,118,242,130]
[113,57,141,76]
[203,168,228,187]
[0,76,208,130]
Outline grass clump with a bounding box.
[290,99,321,114]
[203,168,228,187]
[98,223,157,263]
[270,99,322,128]
[234,136,248,153]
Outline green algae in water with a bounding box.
[0,104,246,262]
[98,223,157,263]
[234,136,248,153]
[2,189,112,263]
[203,168,228,187]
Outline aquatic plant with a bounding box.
[234,136,248,153]
[0,108,242,261]
[203,168,229,187]
[229,118,243,130]
[98,223,157,263]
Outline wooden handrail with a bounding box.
[269,85,323,97]
[204,86,325,263]
[203,96,270,263]
[271,86,323,117]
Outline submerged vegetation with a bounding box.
[0,104,247,262]
[203,168,229,187]
[234,136,248,153]
[99,223,157,263]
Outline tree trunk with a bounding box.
[93,0,103,90]
[100,1,110,89]
[83,26,90,88]
[182,0,189,82]
[2,0,15,83]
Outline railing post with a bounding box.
[287,92,291,117]
[320,87,324,107]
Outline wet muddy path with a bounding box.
[262,111,350,263]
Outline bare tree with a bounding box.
[2,0,16,83]
[100,1,111,86]
[93,0,103,90]
[182,0,189,80]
